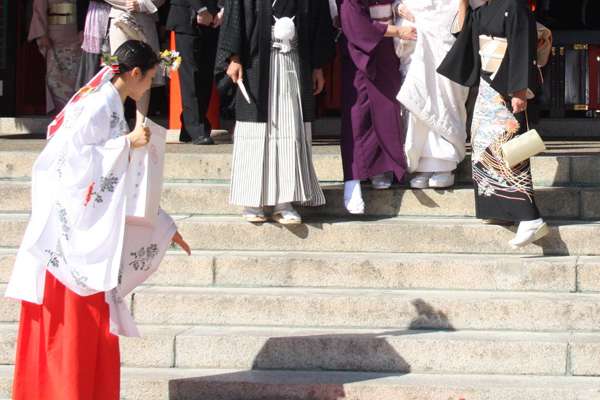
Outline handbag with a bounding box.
[500,111,546,168]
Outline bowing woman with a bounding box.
[6,40,190,400]
[438,0,549,248]
[216,0,336,224]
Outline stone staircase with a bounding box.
[0,138,599,399]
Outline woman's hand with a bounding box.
[128,126,151,148]
[172,231,191,255]
[385,25,417,40]
[511,89,528,114]
[36,35,53,53]
[396,4,415,22]
[125,0,139,12]
[313,68,325,95]
[227,56,243,83]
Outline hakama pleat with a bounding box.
[12,272,120,400]
[229,38,325,208]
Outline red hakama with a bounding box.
[12,271,120,400]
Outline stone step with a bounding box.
[1,180,598,220]
[3,214,600,256]
[4,285,599,331]
[3,365,600,400]
[5,250,596,293]
[2,144,599,187]
[127,286,600,332]
[1,324,599,376]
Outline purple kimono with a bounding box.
[338,0,406,182]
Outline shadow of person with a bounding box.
[168,331,411,400]
[408,299,455,331]
[168,300,456,399]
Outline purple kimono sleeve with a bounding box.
[340,0,388,75]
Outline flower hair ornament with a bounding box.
[160,50,182,77]
[101,53,120,75]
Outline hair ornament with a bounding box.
[101,53,120,74]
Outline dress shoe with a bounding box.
[193,136,215,145]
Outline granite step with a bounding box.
[3,250,596,293]
[3,366,600,400]
[2,214,600,256]
[1,180,598,219]
[124,286,600,332]
[3,285,599,330]
[2,324,599,375]
[2,144,599,187]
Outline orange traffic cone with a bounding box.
[169,32,221,131]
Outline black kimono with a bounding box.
[215,0,336,122]
[438,0,541,222]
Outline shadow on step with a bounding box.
[168,300,454,399]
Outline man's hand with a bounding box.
[313,68,325,95]
[212,8,224,27]
[125,0,139,12]
[128,126,151,148]
[197,10,213,26]
[511,89,528,114]
[227,56,243,83]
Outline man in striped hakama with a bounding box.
[216,0,336,224]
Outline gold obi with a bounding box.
[478,35,507,78]
[48,3,76,25]
[369,4,394,25]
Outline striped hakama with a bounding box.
[230,34,325,208]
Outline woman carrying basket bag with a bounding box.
[438,0,551,249]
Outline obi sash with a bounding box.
[369,1,394,24]
[48,2,76,25]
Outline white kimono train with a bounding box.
[5,71,175,337]
[395,0,469,173]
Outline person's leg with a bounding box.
[176,33,205,142]
[192,27,219,140]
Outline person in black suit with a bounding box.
[166,0,222,145]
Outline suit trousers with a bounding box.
[176,28,219,141]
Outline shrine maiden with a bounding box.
[5,40,190,400]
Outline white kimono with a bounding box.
[5,68,175,337]
[395,0,469,173]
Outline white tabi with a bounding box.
[5,67,176,337]
[395,0,469,173]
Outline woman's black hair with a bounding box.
[113,40,160,75]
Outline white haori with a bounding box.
[5,78,175,337]
[395,0,469,173]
